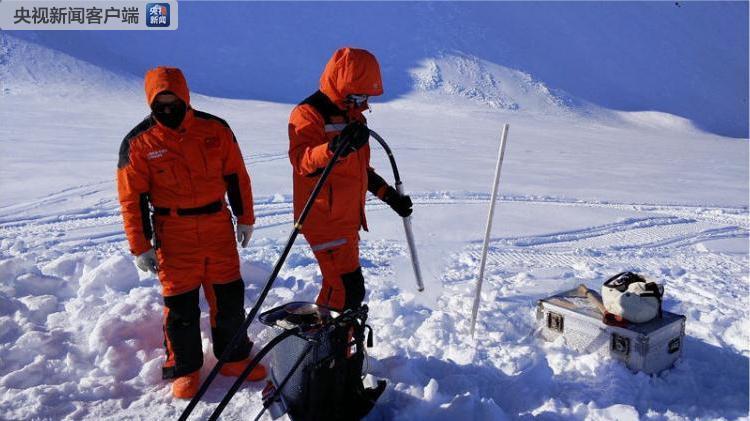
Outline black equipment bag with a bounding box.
[299,312,385,421]
[264,304,386,421]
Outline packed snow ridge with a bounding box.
[410,54,571,114]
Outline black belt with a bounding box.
[153,200,223,216]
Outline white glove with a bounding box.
[236,224,253,248]
[135,248,159,274]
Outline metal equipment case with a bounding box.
[537,287,686,374]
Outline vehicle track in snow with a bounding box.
[3,182,747,225]
[245,151,288,165]
[0,182,746,257]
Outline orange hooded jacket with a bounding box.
[117,67,254,256]
[288,48,384,238]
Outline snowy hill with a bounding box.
[1,19,749,421]
[409,54,574,115]
[408,54,702,134]
[10,1,748,137]
[0,35,138,97]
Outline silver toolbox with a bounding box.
[537,287,686,374]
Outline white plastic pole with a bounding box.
[470,124,510,338]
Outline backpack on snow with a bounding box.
[298,308,385,420]
[260,303,386,421]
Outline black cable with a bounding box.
[368,130,401,184]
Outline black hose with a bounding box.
[369,129,401,185]
[178,137,352,421]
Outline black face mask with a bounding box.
[151,100,187,129]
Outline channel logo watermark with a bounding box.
[146,3,169,28]
[0,1,178,30]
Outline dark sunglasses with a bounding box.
[346,94,369,107]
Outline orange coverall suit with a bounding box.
[117,67,254,379]
[288,48,390,312]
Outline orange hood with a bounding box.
[144,66,191,107]
[320,48,383,107]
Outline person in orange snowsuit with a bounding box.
[288,48,413,312]
[117,67,266,399]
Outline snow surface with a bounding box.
[1,30,749,421]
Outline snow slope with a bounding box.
[11,1,749,138]
[0,34,749,420]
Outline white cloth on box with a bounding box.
[603,280,663,323]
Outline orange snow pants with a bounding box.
[154,206,251,379]
[305,233,365,312]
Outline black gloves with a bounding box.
[382,186,413,217]
[329,121,369,157]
